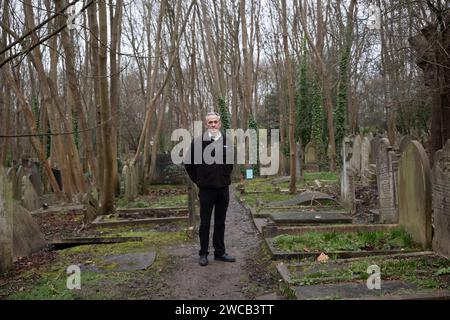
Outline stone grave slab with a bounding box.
[267,191,338,207]
[49,236,142,250]
[269,211,352,225]
[294,281,418,300]
[279,252,449,299]
[83,252,156,273]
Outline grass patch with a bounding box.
[238,192,300,207]
[6,228,189,300]
[273,229,416,253]
[289,256,449,290]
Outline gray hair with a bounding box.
[206,111,220,120]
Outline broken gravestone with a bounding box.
[398,141,432,249]
[432,139,450,258]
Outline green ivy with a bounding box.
[218,97,231,130]
[335,24,353,165]
[248,113,259,176]
[296,38,311,145]
[311,73,325,159]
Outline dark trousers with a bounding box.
[198,187,229,256]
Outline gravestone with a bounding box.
[122,165,131,200]
[151,154,186,184]
[376,138,398,223]
[370,136,381,164]
[340,137,355,213]
[361,137,371,185]
[296,141,302,177]
[304,142,319,172]
[0,167,13,273]
[13,204,47,259]
[83,187,99,224]
[398,141,432,249]
[21,176,40,211]
[350,135,362,176]
[399,135,414,154]
[28,162,44,196]
[432,139,450,258]
[131,165,138,197]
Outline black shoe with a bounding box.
[214,253,236,262]
[199,255,208,266]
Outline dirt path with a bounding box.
[162,186,262,300]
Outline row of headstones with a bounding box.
[5,166,41,211]
[342,135,450,257]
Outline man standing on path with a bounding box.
[184,112,236,266]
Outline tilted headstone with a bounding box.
[350,135,362,176]
[340,137,355,213]
[13,204,47,259]
[0,167,13,273]
[21,176,40,211]
[398,141,432,249]
[376,138,398,223]
[432,139,450,258]
[361,137,371,185]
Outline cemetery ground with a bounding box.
[0,184,281,300]
[1,171,449,300]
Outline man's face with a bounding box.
[205,115,221,134]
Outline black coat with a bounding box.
[184,134,233,189]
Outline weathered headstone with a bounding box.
[350,135,362,176]
[376,138,398,223]
[304,142,319,172]
[21,176,40,211]
[398,141,432,249]
[370,136,381,165]
[28,162,44,196]
[83,187,99,224]
[122,165,131,200]
[432,139,450,258]
[0,167,13,273]
[341,137,355,213]
[13,204,47,259]
[399,135,414,154]
[296,141,302,176]
[361,137,371,185]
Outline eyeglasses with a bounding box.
[208,120,219,125]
